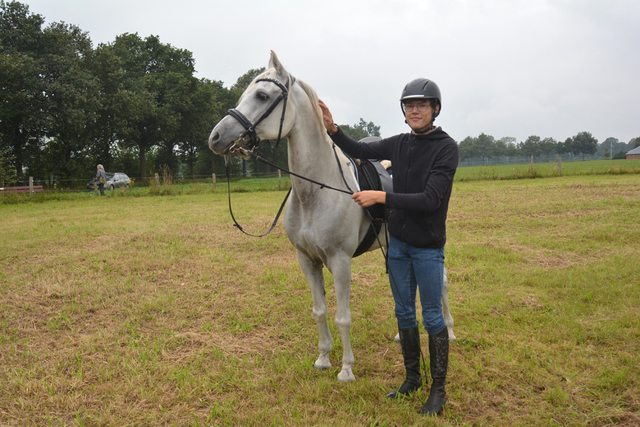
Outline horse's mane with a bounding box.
[241,68,329,143]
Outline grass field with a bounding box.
[1,171,639,426]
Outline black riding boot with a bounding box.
[386,326,423,399]
[421,327,449,416]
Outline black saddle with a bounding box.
[352,139,393,257]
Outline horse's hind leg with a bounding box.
[298,251,333,370]
[327,254,355,382]
[442,267,456,341]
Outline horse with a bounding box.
[208,51,454,382]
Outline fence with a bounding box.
[7,170,290,193]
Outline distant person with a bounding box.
[319,78,458,416]
[96,164,106,196]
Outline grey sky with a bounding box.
[24,0,640,144]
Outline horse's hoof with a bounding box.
[314,364,331,371]
[394,333,400,343]
[337,369,355,382]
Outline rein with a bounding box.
[223,75,353,237]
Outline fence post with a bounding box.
[29,176,34,195]
[278,169,282,190]
[155,173,160,187]
[212,173,216,190]
[530,155,534,172]
[557,154,562,174]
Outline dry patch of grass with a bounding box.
[1,175,639,426]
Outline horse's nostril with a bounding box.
[208,131,219,149]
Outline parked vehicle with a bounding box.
[106,173,131,190]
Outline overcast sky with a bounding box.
[24,0,640,144]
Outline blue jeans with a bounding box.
[387,235,445,335]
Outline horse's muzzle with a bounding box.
[208,130,232,155]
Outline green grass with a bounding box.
[454,158,640,181]
[0,173,639,426]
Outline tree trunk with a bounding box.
[139,144,147,180]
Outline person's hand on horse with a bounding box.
[318,100,338,134]
[352,190,386,208]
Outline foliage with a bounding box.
[0,1,48,179]
[0,146,17,186]
[613,150,627,160]
[0,0,632,185]
[340,118,381,141]
[571,131,598,160]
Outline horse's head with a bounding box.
[208,51,297,156]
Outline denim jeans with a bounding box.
[387,234,445,335]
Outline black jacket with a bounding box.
[329,126,458,248]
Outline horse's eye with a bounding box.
[256,92,268,101]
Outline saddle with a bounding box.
[352,155,393,258]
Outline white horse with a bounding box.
[208,51,454,382]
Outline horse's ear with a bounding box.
[269,50,289,83]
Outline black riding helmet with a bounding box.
[400,78,442,120]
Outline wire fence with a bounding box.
[6,171,291,193]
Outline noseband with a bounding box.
[226,75,295,155]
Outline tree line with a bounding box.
[0,1,383,187]
[1,1,637,188]
[0,1,270,185]
[459,133,639,167]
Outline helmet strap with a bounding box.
[404,118,435,135]
[413,124,435,134]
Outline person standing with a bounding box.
[96,164,106,196]
[319,78,458,416]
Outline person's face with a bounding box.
[402,99,438,132]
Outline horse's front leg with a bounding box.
[327,255,355,382]
[298,251,333,370]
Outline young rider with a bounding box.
[319,78,458,416]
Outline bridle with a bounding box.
[222,74,295,237]
[225,75,295,156]
[220,73,362,237]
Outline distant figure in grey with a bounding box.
[96,164,106,196]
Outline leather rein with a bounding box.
[223,75,355,237]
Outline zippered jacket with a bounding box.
[329,126,459,248]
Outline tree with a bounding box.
[572,131,598,161]
[557,137,573,161]
[95,33,200,179]
[0,147,17,186]
[499,137,518,163]
[0,1,48,179]
[458,136,478,166]
[177,78,225,177]
[340,118,381,141]
[539,137,557,162]
[633,137,640,149]
[519,135,541,162]
[475,133,495,165]
[613,150,627,160]
[602,147,611,159]
[35,21,100,180]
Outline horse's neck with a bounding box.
[286,98,348,198]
